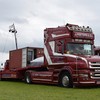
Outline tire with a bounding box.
[25,72,32,84]
[0,75,2,81]
[59,72,73,88]
[0,78,2,81]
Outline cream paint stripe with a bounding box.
[53,52,88,65]
[33,78,51,81]
[52,34,69,38]
[44,45,52,64]
[49,41,55,53]
[64,54,88,65]
[45,41,88,66]
[49,41,88,65]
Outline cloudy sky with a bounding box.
[0,0,100,65]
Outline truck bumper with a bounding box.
[73,69,100,87]
[74,80,100,87]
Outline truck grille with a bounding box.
[91,72,100,79]
[90,62,100,78]
[90,62,100,68]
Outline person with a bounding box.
[74,45,84,54]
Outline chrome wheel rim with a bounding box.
[26,76,30,83]
[62,76,69,87]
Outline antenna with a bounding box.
[9,23,18,49]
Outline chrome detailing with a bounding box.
[73,81,95,84]
[89,62,100,69]
[33,78,51,81]
[91,76,100,79]
[79,74,88,77]
[91,73,100,79]
[79,81,95,84]
[94,73,100,76]
[62,76,69,87]
[89,62,100,79]
[26,76,30,83]
[91,72,100,79]
[95,69,100,72]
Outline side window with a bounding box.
[27,50,34,64]
[55,40,64,53]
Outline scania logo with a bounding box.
[95,69,100,72]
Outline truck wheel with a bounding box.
[59,72,73,88]
[25,72,32,84]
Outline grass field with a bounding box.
[0,81,100,100]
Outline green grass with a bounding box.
[0,81,100,100]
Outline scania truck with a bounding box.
[1,23,100,88]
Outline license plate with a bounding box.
[97,81,100,84]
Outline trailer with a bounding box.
[1,23,100,88]
[0,47,43,80]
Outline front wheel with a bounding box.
[59,72,73,88]
[25,72,32,84]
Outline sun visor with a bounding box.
[72,31,94,40]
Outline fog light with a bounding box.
[79,74,88,77]
[83,77,89,80]
[90,73,93,76]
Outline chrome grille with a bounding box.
[90,62,100,68]
[90,62,100,78]
[91,73,100,79]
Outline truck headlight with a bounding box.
[79,74,88,77]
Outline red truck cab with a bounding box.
[25,24,100,87]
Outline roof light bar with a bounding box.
[67,25,92,33]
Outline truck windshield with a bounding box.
[66,43,93,55]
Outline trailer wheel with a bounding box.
[59,72,73,88]
[0,78,2,81]
[25,72,32,84]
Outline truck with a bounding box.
[0,23,100,88]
